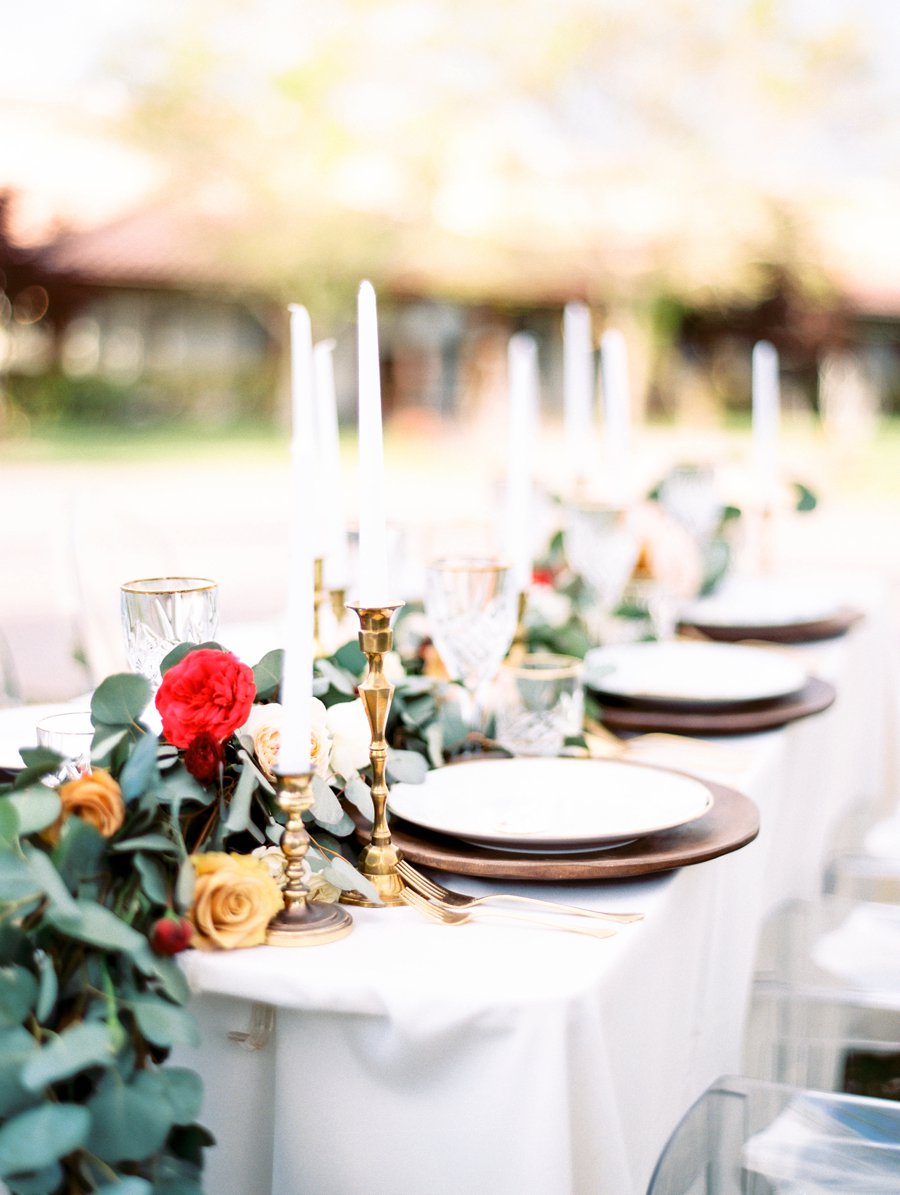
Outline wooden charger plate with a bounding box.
[678,606,864,645]
[593,676,836,736]
[354,769,759,881]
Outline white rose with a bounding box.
[325,698,372,779]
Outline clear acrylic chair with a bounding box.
[647,1074,900,1194]
[745,897,900,1097]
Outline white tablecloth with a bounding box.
[2,574,894,1195]
[168,573,897,1195]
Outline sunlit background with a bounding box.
[1,0,899,700]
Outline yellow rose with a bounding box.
[45,769,125,844]
[189,852,284,950]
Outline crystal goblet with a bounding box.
[424,557,519,735]
[120,577,219,688]
[563,503,639,644]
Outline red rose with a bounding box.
[183,732,225,785]
[155,648,256,748]
[150,914,193,956]
[532,567,555,587]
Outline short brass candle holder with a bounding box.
[266,771,353,946]
[341,601,406,907]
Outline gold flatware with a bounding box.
[401,887,616,938]
[397,859,642,923]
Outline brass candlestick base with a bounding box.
[266,771,353,946]
[341,601,406,907]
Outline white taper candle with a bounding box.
[356,281,390,606]
[563,302,594,491]
[278,303,315,773]
[505,332,539,593]
[313,339,350,590]
[751,340,780,508]
[600,328,631,505]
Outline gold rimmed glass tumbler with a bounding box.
[120,577,219,688]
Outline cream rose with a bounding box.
[189,852,284,950]
[325,698,372,779]
[48,769,125,843]
[240,700,332,780]
[306,871,342,904]
[628,503,704,600]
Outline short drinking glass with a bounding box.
[36,711,94,781]
[495,653,584,757]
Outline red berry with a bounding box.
[150,915,193,955]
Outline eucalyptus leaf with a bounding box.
[34,950,57,1023]
[175,857,196,915]
[251,649,284,701]
[22,1022,114,1091]
[159,642,224,675]
[152,767,211,809]
[330,639,366,677]
[131,949,190,1005]
[134,853,169,905]
[95,1180,152,1195]
[0,1026,39,1117]
[2,788,60,837]
[323,855,381,904]
[12,750,64,790]
[157,1067,204,1125]
[90,725,129,764]
[87,1071,174,1163]
[0,800,18,847]
[424,723,445,769]
[5,1161,63,1194]
[45,900,145,956]
[343,776,374,822]
[386,749,429,785]
[119,730,160,801]
[52,819,105,892]
[395,675,441,697]
[131,996,200,1049]
[315,658,357,695]
[0,854,42,904]
[0,925,28,967]
[92,674,151,727]
[0,966,37,1028]
[112,834,177,855]
[23,847,78,918]
[236,749,275,796]
[310,776,344,827]
[223,755,257,833]
[399,693,437,729]
[0,1102,90,1177]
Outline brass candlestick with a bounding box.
[266,771,353,946]
[506,589,529,663]
[341,601,406,907]
[313,557,329,658]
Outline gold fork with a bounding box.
[396,859,642,924]
[401,886,616,938]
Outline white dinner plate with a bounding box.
[0,702,92,770]
[583,641,808,708]
[681,578,843,630]
[387,757,713,852]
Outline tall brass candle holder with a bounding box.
[266,771,353,946]
[506,589,529,663]
[341,601,406,907]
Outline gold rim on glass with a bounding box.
[121,577,218,595]
[501,653,582,681]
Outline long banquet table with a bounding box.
[166,572,898,1195]
[1,575,893,1194]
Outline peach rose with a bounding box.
[240,701,332,781]
[47,769,125,843]
[628,502,704,600]
[188,852,284,950]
